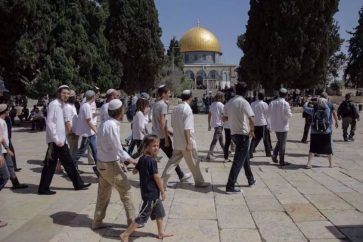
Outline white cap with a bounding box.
[69,90,76,97]
[182,89,192,95]
[106,88,116,95]
[58,85,69,91]
[0,104,7,112]
[108,99,123,110]
[279,88,288,94]
[158,84,166,89]
[85,90,95,98]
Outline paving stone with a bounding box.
[216,204,255,229]
[336,192,363,212]
[245,195,284,212]
[284,203,325,222]
[165,219,219,242]
[305,194,354,210]
[321,210,363,226]
[168,198,217,220]
[296,221,345,239]
[220,229,262,242]
[252,211,307,242]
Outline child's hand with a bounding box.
[161,192,166,201]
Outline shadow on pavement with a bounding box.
[327,224,363,241]
[286,139,303,143]
[27,159,44,165]
[286,153,308,157]
[50,211,156,241]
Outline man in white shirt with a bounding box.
[38,85,91,195]
[223,82,256,193]
[268,88,292,166]
[249,92,271,158]
[206,91,225,161]
[161,90,209,188]
[152,85,191,182]
[74,90,98,169]
[93,99,137,230]
[63,90,79,157]
[100,89,119,124]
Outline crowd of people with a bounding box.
[0,82,361,241]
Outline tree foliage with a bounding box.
[345,6,363,88]
[0,0,121,97]
[166,37,183,71]
[237,0,342,92]
[106,0,164,93]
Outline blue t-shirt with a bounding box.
[135,155,160,201]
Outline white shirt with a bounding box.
[90,101,97,125]
[223,96,254,135]
[268,97,292,132]
[251,100,268,126]
[75,102,95,137]
[46,99,67,144]
[97,118,131,162]
[132,111,145,140]
[100,102,110,124]
[0,118,9,153]
[63,103,78,132]
[209,101,224,128]
[171,102,196,150]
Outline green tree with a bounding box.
[345,6,363,88]
[166,37,183,71]
[0,0,120,97]
[106,0,164,93]
[237,0,342,92]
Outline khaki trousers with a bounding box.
[94,161,135,224]
[161,149,205,188]
[67,133,79,158]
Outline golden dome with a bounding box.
[180,26,222,53]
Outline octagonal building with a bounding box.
[179,25,237,90]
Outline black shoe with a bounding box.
[278,162,291,168]
[344,137,348,142]
[266,153,271,157]
[248,179,257,187]
[271,156,278,163]
[15,168,22,172]
[301,139,308,144]
[349,136,354,141]
[75,183,91,191]
[38,190,56,195]
[226,187,242,194]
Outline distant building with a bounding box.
[179,25,237,90]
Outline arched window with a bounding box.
[208,70,219,80]
[185,70,195,80]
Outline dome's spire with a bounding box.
[197,18,200,27]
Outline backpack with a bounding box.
[312,108,329,133]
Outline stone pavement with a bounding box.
[1,114,363,242]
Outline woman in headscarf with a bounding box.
[303,97,333,169]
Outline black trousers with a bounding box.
[224,128,231,160]
[160,137,184,179]
[249,125,272,157]
[302,116,312,142]
[9,140,18,170]
[38,142,84,192]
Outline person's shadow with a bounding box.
[50,211,156,241]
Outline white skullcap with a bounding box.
[0,104,8,112]
[85,90,95,98]
[279,88,288,94]
[182,89,192,95]
[58,85,69,91]
[158,84,166,89]
[108,99,123,110]
[106,88,116,95]
[69,90,76,97]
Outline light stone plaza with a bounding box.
[1,1,363,242]
[0,113,363,242]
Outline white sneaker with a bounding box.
[224,159,232,163]
[180,172,192,182]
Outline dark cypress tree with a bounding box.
[0,0,119,97]
[106,0,164,93]
[166,37,183,71]
[345,6,363,88]
[237,0,342,92]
